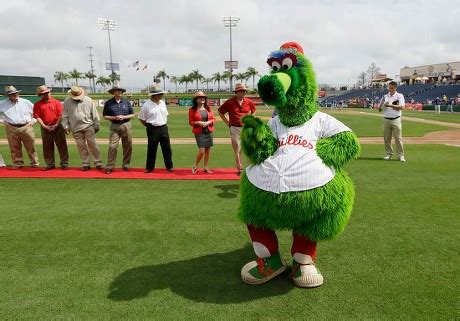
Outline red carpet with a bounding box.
[0,167,241,180]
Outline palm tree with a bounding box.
[54,71,69,92]
[108,72,120,85]
[222,71,236,90]
[68,68,84,86]
[202,77,213,91]
[84,71,97,93]
[212,72,226,91]
[235,72,249,83]
[246,67,259,89]
[96,76,111,90]
[156,69,169,91]
[179,74,193,92]
[170,76,179,93]
[188,69,204,90]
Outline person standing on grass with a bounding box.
[446,97,454,113]
[0,85,39,169]
[62,86,103,171]
[218,83,256,175]
[378,81,405,162]
[33,85,69,170]
[188,91,215,174]
[434,97,441,114]
[138,87,173,173]
[102,85,135,174]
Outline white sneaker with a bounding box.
[383,154,392,160]
[398,156,406,162]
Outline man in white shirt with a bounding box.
[138,88,173,173]
[0,85,39,169]
[379,81,405,162]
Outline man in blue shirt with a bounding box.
[102,85,135,174]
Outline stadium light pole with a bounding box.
[97,18,118,77]
[87,46,96,93]
[222,16,240,92]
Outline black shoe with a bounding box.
[144,169,153,173]
[95,164,103,170]
[81,165,91,171]
[105,168,112,174]
[122,166,129,172]
[43,165,55,171]
[167,168,174,172]
[60,164,68,170]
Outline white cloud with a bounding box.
[1,0,458,91]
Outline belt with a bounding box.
[146,123,166,128]
[384,116,400,120]
[8,123,27,127]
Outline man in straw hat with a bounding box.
[0,85,39,169]
[33,85,69,170]
[62,86,103,171]
[138,86,173,173]
[102,84,134,174]
[218,83,256,175]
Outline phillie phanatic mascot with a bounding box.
[239,42,361,288]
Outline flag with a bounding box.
[129,60,139,68]
[142,64,148,70]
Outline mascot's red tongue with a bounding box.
[280,42,304,54]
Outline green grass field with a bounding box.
[0,107,455,140]
[0,143,458,319]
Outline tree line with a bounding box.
[54,67,259,94]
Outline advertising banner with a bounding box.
[179,98,193,107]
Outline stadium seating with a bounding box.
[322,84,460,105]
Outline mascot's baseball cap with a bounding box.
[280,42,304,54]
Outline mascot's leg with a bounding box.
[289,232,323,288]
[241,224,286,285]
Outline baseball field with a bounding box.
[0,108,458,319]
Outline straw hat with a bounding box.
[4,85,21,95]
[193,91,207,100]
[108,84,126,94]
[148,86,167,96]
[234,83,247,92]
[36,85,51,96]
[68,86,85,100]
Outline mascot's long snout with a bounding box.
[257,73,291,106]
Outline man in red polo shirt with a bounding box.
[33,85,69,170]
[218,83,256,175]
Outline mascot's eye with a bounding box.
[271,61,281,71]
[282,57,293,70]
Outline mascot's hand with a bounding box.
[241,115,278,164]
[316,131,361,169]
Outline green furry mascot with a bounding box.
[239,42,360,288]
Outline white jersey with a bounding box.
[246,112,351,194]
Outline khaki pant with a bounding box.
[106,122,132,169]
[383,118,404,158]
[5,124,39,166]
[72,126,102,167]
[41,124,69,167]
[230,126,243,170]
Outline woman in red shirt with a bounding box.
[188,91,215,173]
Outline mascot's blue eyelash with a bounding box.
[268,50,303,67]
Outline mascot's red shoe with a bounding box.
[241,253,286,285]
